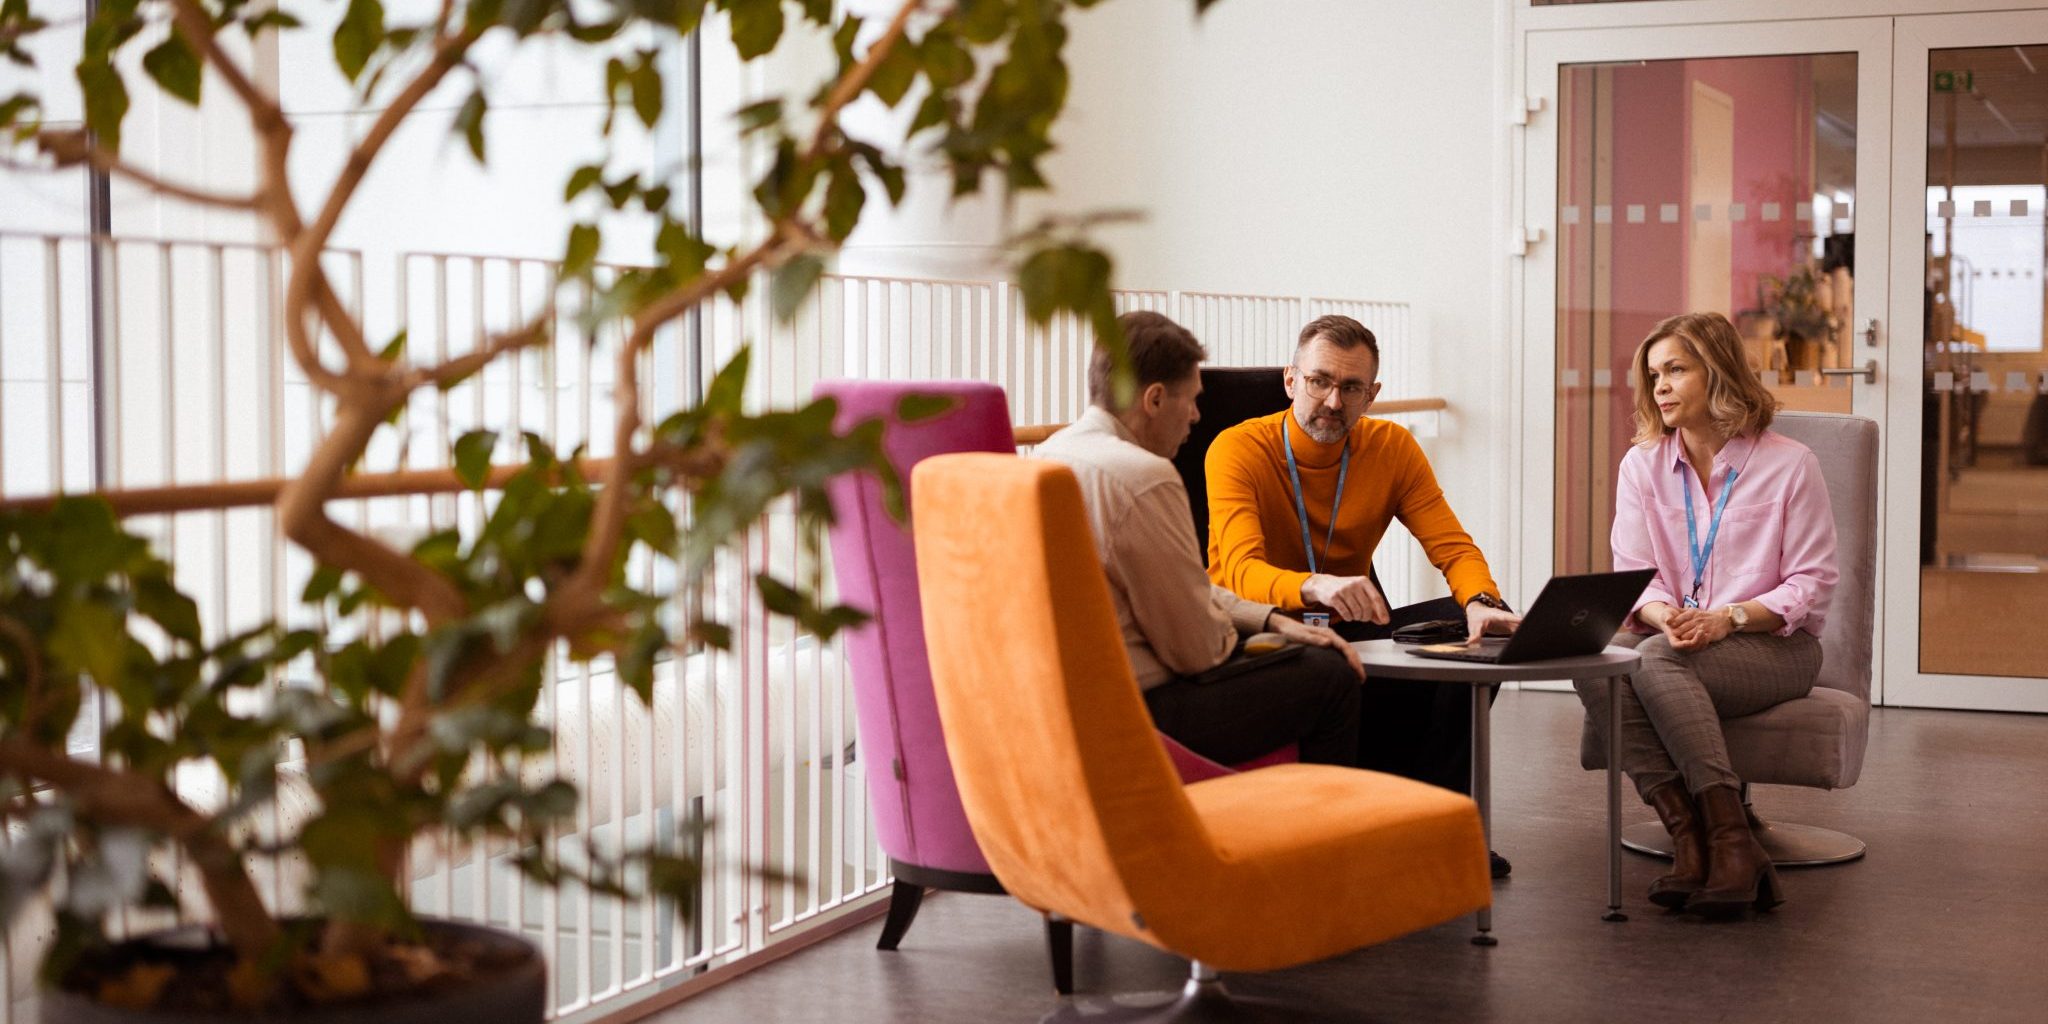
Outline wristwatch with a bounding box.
[1724,603,1750,632]
[1466,592,1510,613]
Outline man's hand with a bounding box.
[1267,614,1367,679]
[1464,602,1522,645]
[1662,606,1733,651]
[1300,573,1390,625]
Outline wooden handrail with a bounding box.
[0,460,624,518]
[1013,396,1449,446]
[0,397,1449,518]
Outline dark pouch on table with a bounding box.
[1391,618,1468,645]
[1184,643,1307,685]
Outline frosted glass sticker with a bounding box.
[1562,205,1582,225]
[1761,202,1782,222]
[1660,203,1679,223]
[1594,205,1614,224]
[1933,371,1955,391]
[1694,203,1713,222]
[1971,371,1992,392]
[1729,203,1747,222]
[2007,372,2029,392]
[1626,204,1645,224]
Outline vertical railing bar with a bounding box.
[44,238,64,494]
[539,649,561,1011]
[263,246,289,914]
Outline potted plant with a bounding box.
[0,0,1190,1016]
[1761,263,1840,380]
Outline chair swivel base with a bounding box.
[1620,819,1867,867]
[1040,965,1322,1023]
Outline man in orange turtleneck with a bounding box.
[1206,314,1521,877]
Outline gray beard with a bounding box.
[1296,409,1348,445]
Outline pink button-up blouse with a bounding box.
[1611,430,1838,637]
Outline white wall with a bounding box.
[845,0,1515,596]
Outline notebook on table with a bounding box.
[1406,569,1656,665]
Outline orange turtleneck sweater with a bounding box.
[1205,410,1500,611]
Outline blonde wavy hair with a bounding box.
[1629,311,1779,447]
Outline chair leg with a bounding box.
[1042,959,1304,1022]
[1046,914,1074,995]
[876,880,924,950]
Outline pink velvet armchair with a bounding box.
[817,379,1290,995]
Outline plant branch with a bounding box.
[276,398,470,626]
[290,29,482,377]
[9,141,259,211]
[806,0,925,162]
[411,311,554,392]
[0,738,280,961]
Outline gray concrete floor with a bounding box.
[648,689,2048,1023]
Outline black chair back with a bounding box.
[1172,367,1290,560]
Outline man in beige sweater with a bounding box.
[1034,311,1364,766]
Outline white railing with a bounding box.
[0,232,1425,1023]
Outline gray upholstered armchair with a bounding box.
[1582,411,1879,865]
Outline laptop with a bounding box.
[1405,569,1656,665]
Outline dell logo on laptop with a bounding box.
[1570,609,1590,627]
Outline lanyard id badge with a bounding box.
[1682,467,1741,609]
[1283,417,1349,575]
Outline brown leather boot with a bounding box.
[1642,782,1707,910]
[1688,784,1784,917]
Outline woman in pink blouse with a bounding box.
[1581,311,1838,918]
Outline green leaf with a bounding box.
[628,54,662,128]
[562,222,600,278]
[823,165,864,243]
[908,92,949,138]
[734,98,783,135]
[242,9,302,36]
[454,89,487,163]
[919,30,973,89]
[333,0,384,84]
[140,36,200,106]
[770,254,824,322]
[628,503,679,556]
[564,163,603,201]
[689,621,732,650]
[698,344,752,413]
[617,623,665,703]
[74,58,127,155]
[134,574,202,647]
[727,0,784,60]
[377,329,407,362]
[866,43,918,108]
[453,430,499,490]
[302,564,345,604]
[49,601,126,695]
[896,394,955,423]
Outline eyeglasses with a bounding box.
[1295,370,1374,406]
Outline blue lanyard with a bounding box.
[1682,466,1741,608]
[1283,417,1349,575]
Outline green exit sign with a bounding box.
[1933,70,1975,92]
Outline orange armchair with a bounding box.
[912,453,1491,1015]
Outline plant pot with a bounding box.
[40,919,545,1024]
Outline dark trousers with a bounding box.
[1143,646,1362,767]
[1336,596,1489,796]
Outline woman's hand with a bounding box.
[1662,606,1734,651]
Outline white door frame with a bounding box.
[1515,19,1897,702]
[1883,10,2048,713]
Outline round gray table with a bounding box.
[1349,639,1643,943]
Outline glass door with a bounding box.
[1887,11,2048,712]
[1520,20,1895,702]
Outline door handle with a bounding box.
[1818,360,1878,384]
